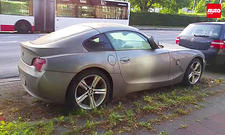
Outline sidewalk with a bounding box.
[0,77,20,84]
[133,26,184,31]
[152,84,225,135]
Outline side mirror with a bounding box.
[148,36,159,49]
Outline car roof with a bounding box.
[191,22,225,25]
[81,23,139,33]
[31,23,139,45]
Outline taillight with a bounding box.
[32,58,46,72]
[210,40,225,49]
[176,37,180,44]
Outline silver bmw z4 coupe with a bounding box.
[18,23,205,110]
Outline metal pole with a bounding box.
[192,0,196,12]
[44,0,46,32]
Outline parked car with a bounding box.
[176,22,225,66]
[18,23,205,110]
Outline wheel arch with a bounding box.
[182,56,204,86]
[195,56,203,62]
[193,56,205,70]
[66,67,114,101]
[185,56,204,73]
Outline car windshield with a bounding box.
[180,24,222,38]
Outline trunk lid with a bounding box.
[179,36,213,50]
[20,41,67,66]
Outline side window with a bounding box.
[83,34,113,51]
[105,31,151,51]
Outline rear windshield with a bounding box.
[31,25,92,45]
[180,24,222,38]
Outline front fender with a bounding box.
[169,49,205,81]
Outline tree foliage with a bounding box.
[222,2,225,17]
[195,0,206,13]
[194,0,224,13]
[129,0,224,16]
[129,0,192,13]
[129,0,163,12]
[161,0,192,13]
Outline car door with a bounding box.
[105,31,170,92]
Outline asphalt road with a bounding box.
[141,29,181,44]
[0,34,43,79]
[0,30,181,79]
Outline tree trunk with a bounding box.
[140,5,149,12]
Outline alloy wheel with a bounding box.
[75,75,107,109]
[188,61,202,85]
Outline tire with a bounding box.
[66,69,111,110]
[14,20,32,34]
[183,58,203,86]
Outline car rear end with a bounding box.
[18,41,75,103]
[176,23,225,65]
[18,25,95,103]
[18,42,47,101]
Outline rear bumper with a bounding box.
[18,58,74,104]
[213,54,225,65]
[200,49,225,65]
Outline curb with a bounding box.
[0,31,47,34]
[138,28,183,31]
[0,31,17,34]
[133,26,184,31]
[0,77,20,84]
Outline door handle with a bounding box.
[120,57,130,63]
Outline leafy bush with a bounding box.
[222,2,225,17]
[0,120,54,135]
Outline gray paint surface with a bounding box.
[17,23,204,103]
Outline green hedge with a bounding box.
[129,12,218,27]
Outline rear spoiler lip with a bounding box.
[21,41,57,54]
[21,41,48,48]
[20,41,39,56]
[20,41,68,57]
